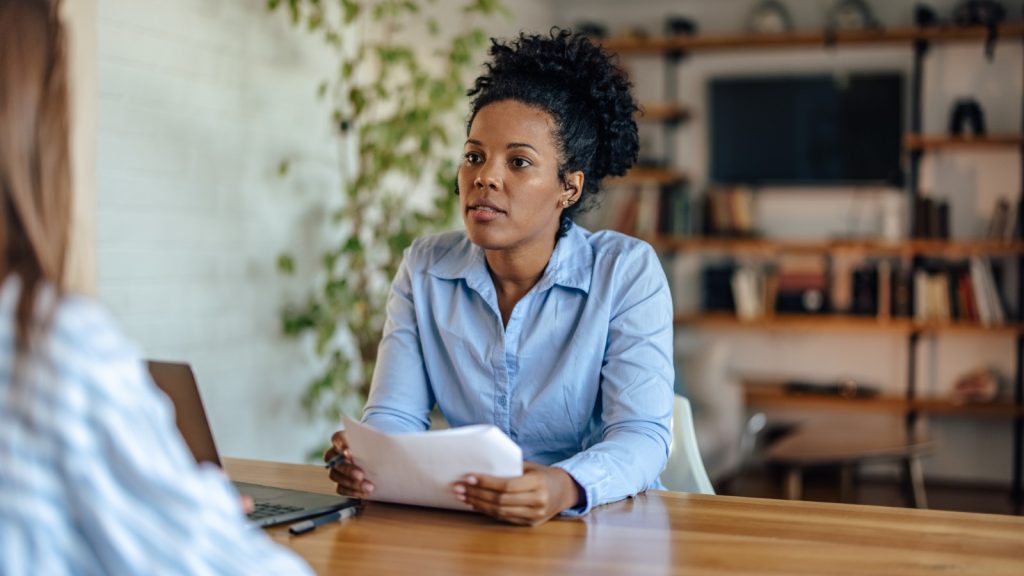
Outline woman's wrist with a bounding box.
[554,468,585,511]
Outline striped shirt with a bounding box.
[0,276,312,576]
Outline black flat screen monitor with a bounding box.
[709,73,903,186]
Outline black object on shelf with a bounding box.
[914,4,941,27]
[665,15,697,37]
[575,21,608,39]
[949,98,987,136]
[951,0,1006,58]
[701,263,737,312]
[784,379,881,399]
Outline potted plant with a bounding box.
[268,0,506,457]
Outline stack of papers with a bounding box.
[341,416,523,510]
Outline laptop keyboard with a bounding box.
[248,502,303,521]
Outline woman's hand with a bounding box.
[324,430,375,498]
[452,462,583,526]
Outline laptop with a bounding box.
[147,361,358,528]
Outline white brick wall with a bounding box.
[97,0,554,463]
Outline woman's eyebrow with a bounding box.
[465,138,538,153]
[507,142,537,152]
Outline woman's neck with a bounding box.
[485,239,556,325]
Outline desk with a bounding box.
[224,458,1024,575]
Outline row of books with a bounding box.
[685,255,1011,325]
[580,182,690,236]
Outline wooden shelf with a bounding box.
[652,235,1024,257]
[601,23,1024,54]
[674,312,1024,334]
[608,167,687,186]
[637,103,689,122]
[905,133,1024,151]
[745,381,1024,419]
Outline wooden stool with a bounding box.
[766,424,932,508]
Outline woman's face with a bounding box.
[458,100,580,257]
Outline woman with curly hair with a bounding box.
[326,29,674,525]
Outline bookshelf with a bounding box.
[744,381,1024,419]
[610,167,687,186]
[652,236,1024,257]
[600,21,1024,504]
[674,312,1024,335]
[601,24,1024,54]
[637,103,689,123]
[904,133,1024,151]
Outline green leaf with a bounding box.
[342,236,363,254]
[277,159,290,177]
[341,0,361,24]
[276,253,296,274]
[316,81,328,99]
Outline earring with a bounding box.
[561,199,570,207]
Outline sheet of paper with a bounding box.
[341,416,523,510]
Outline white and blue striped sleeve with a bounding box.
[56,301,313,575]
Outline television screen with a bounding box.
[709,73,904,185]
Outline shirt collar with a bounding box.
[430,224,593,295]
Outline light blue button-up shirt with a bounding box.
[363,224,674,514]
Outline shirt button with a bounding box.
[497,395,507,407]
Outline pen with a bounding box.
[324,453,347,469]
[288,506,359,535]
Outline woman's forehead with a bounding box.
[467,100,557,150]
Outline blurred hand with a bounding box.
[239,494,255,515]
[324,430,374,498]
[452,462,582,526]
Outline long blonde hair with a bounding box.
[0,0,71,351]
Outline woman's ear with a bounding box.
[562,171,584,206]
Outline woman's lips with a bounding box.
[468,202,505,222]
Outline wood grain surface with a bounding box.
[224,458,1024,576]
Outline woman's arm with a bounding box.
[60,307,312,574]
[361,251,436,433]
[552,245,675,515]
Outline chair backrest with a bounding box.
[660,395,715,494]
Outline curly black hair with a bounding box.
[466,28,639,236]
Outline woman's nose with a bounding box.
[474,163,501,190]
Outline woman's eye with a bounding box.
[464,152,482,164]
[511,157,532,168]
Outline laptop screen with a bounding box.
[147,361,223,467]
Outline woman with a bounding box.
[0,1,310,573]
[327,29,674,525]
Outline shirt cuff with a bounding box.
[551,453,609,516]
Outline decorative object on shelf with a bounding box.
[951,367,1006,404]
[746,0,794,34]
[949,98,987,136]
[986,197,1020,240]
[880,193,905,242]
[951,0,1007,58]
[914,3,941,27]
[665,15,698,37]
[826,0,881,32]
[575,21,608,39]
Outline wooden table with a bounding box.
[224,458,1024,575]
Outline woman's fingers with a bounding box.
[325,430,371,497]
